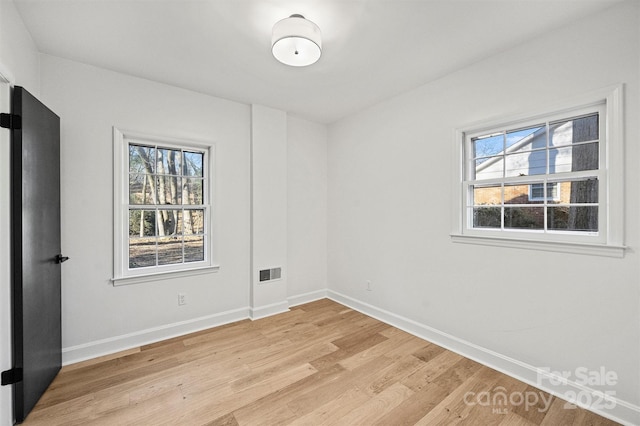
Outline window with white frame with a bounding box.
[113,129,216,282]
[452,86,625,257]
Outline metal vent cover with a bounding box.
[259,267,282,282]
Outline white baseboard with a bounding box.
[61,290,320,366]
[62,307,250,366]
[327,290,640,426]
[288,289,328,307]
[249,300,290,320]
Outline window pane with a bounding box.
[473,134,503,158]
[473,207,501,228]
[184,209,205,235]
[531,184,543,200]
[183,151,204,177]
[547,183,559,200]
[129,210,155,237]
[184,235,205,263]
[548,206,598,232]
[504,184,536,205]
[506,125,545,153]
[472,185,501,206]
[504,207,544,229]
[475,157,503,180]
[156,176,182,205]
[157,148,181,175]
[529,183,559,201]
[505,151,546,177]
[129,173,155,204]
[550,114,598,147]
[129,144,154,173]
[549,142,598,173]
[566,178,598,204]
[157,210,181,236]
[129,237,156,268]
[183,178,204,204]
[157,236,183,265]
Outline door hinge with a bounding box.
[1,368,23,385]
[0,113,21,130]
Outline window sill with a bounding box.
[450,234,626,258]
[111,265,220,286]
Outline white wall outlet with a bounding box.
[178,293,186,306]
[366,280,372,291]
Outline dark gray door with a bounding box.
[10,86,63,423]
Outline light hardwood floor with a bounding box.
[24,299,619,425]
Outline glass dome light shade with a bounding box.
[272,14,322,67]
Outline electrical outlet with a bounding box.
[366,280,372,291]
[178,293,187,306]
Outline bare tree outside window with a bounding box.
[128,143,206,269]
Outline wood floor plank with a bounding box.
[372,381,451,426]
[205,412,240,426]
[285,355,394,416]
[337,331,416,370]
[401,349,465,392]
[413,366,503,425]
[337,382,415,425]
[510,384,554,425]
[366,354,426,395]
[22,299,620,426]
[18,393,96,426]
[231,364,347,425]
[309,332,389,371]
[499,412,540,426]
[429,356,485,394]
[234,341,337,390]
[35,357,181,409]
[287,386,371,426]
[169,363,316,425]
[451,369,530,425]
[411,342,447,363]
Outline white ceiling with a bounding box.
[15,0,621,124]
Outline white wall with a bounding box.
[287,116,328,304]
[0,1,41,424]
[39,55,252,362]
[250,104,289,318]
[327,1,639,424]
[0,0,40,94]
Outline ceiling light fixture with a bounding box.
[272,14,322,67]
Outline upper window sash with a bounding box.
[465,105,605,183]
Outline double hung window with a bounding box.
[468,107,603,236]
[113,129,215,282]
[453,86,624,256]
